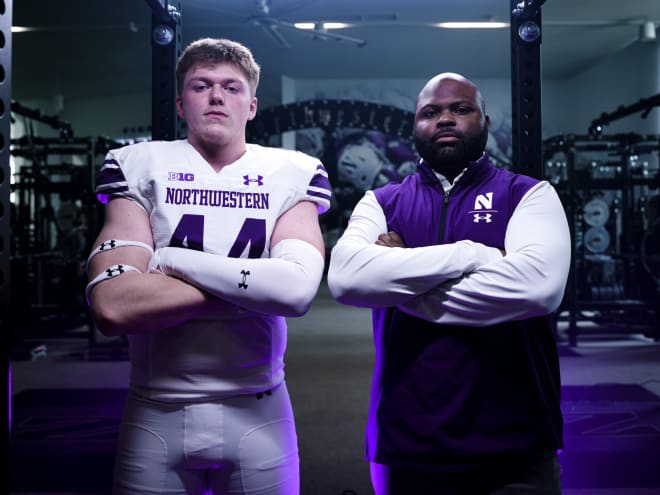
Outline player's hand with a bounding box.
[375,231,406,248]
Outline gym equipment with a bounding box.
[543,133,659,345]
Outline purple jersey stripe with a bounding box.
[97,160,127,187]
[307,188,331,201]
[95,158,129,203]
[308,165,331,194]
[307,165,332,213]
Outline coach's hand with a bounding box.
[375,231,406,248]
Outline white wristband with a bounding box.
[85,264,141,304]
[86,239,154,273]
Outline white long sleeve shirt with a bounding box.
[328,181,571,326]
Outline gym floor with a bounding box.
[9,282,660,495]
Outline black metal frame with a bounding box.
[145,0,183,141]
[1,3,11,313]
[510,0,545,179]
[589,94,660,135]
[10,101,73,139]
[2,0,12,484]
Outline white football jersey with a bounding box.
[96,140,331,401]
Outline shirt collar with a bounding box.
[418,151,490,192]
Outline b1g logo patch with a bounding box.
[168,172,195,182]
[470,192,498,223]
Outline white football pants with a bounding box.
[112,382,299,495]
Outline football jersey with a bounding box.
[96,140,331,401]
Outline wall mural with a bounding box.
[246,99,513,248]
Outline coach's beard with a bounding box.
[415,126,489,177]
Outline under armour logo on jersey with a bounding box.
[239,269,250,289]
[243,175,264,186]
[106,265,126,277]
[473,213,493,223]
[99,240,117,251]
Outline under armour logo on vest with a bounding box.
[239,269,250,289]
[243,175,264,186]
[473,213,493,223]
[100,240,117,251]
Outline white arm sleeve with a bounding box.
[399,181,571,326]
[154,238,324,317]
[327,191,503,307]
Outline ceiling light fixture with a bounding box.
[294,22,351,30]
[639,20,657,43]
[435,21,509,29]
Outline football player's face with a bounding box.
[177,62,257,151]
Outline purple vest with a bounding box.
[375,153,538,249]
[368,153,563,469]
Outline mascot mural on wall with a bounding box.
[295,128,418,251]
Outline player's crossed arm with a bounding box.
[153,200,326,317]
[87,197,234,336]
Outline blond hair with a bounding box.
[176,38,261,96]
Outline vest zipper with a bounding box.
[438,191,450,244]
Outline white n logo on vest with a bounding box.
[473,192,494,223]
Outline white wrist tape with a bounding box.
[86,239,154,273]
[154,238,324,316]
[85,264,141,304]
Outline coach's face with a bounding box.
[413,74,489,175]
